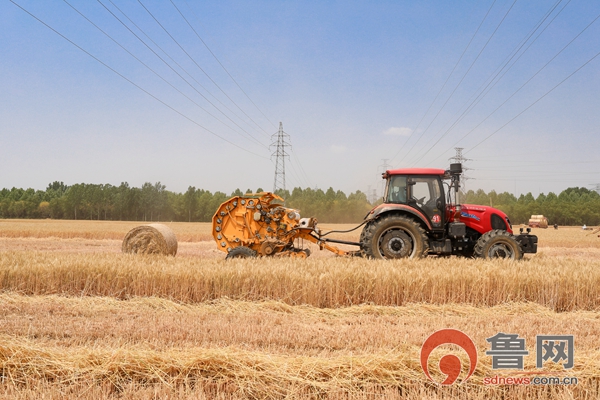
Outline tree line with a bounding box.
[462,187,600,226]
[0,181,373,223]
[2,181,597,225]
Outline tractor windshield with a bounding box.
[386,176,407,204]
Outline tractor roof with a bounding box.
[385,168,446,176]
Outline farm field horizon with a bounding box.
[1,219,599,399]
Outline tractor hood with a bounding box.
[457,204,513,235]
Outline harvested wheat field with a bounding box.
[0,220,599,399]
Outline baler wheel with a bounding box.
[226,246,257,260]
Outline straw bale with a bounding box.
[122,224,177,256]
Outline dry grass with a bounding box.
[1,294,598,399]
[0,219,213,242]
[1,220,599,398]
[1,335,596,400]
[1,294,599,358]
[0,251,599,311]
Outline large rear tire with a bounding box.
[474,230,523,260]
[360,215,428,259]
[226,246,257,260]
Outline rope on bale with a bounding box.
[122,224,178,256]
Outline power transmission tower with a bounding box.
[590,183,600,194]
[449,147,472,202]
[367,185,378,204]
[449,147,471,190]
[449,147,471,166]
[271,122,291,194]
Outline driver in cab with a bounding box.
[389,177,407,203]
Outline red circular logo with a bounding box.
[432,214,441,224]
[420,329,478,385]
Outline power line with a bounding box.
[411,0,569,166]
[466,46,600,154]
[474,169,600,176]
[389,0,498,166]
[480,175,600,181]
[9,0,268,160]
[456,0,569,119]
[63,0,267,150]
[405,0,518,167]
[421,10,600,164]
[290,148,312,188]
[422,1,587,164]
[285,158,306,189]
[136,0,272,137]
[99,0,269,149]
[106,0,265,140]
[172,0,276,132]
[473,160,598,169]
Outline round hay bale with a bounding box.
[122,224,177,256]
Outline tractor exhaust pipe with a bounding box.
[449,163,462,202]
[448,163,463,220]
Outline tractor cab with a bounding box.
[382,168,447,232]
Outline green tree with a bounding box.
[63,184,86,220]
[183,186,198,222]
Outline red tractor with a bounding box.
[360,163,537,259]
[212,163,537,260]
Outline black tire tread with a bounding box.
[360,214,429,259]
[473,229,523,260]
[226,246,257,259]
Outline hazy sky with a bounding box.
[2,0,599,198]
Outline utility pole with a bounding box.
[271,122,291,194]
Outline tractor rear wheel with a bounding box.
[360,215,428,259]
[474,230,523,260]
[226,246,257,260]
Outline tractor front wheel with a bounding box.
[226,246,257,260]
[474,230,523,260]
[360,215,428,259]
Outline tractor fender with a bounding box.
[364,204,432,231]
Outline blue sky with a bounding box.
[1,0,599,198]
